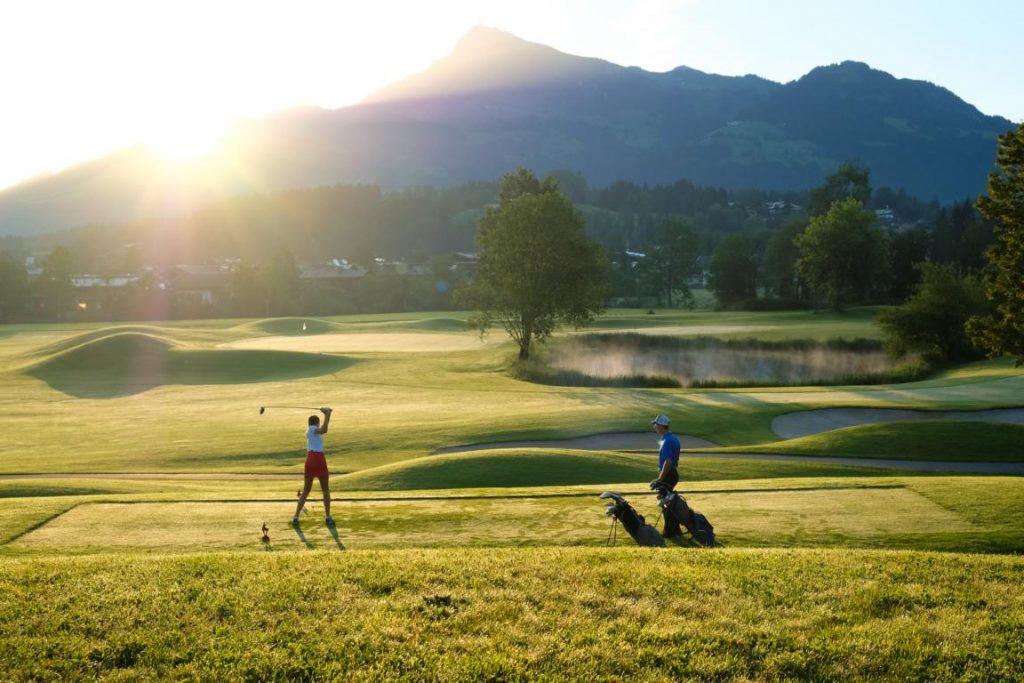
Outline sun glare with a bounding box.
[145,117,228,161]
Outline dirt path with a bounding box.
[772,407,1024,439]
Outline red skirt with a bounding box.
[304,451,328,478]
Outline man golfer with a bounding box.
[651,414,680,491]
[294,407,334,526]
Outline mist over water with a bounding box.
[546,336,900,386]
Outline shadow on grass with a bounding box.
[0,485,116,498]
[328,525,346,551]
[292,524,312,549]
[170,450,303,469]
[666,533,712,549]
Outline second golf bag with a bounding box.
[600,492,665,547]
[652,482,716,546]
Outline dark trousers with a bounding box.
[662,468,679,491]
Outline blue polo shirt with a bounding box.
[658,432,681,471]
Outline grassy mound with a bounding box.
[336,450,657,490]
[334,449,905,492]
[1,548,1021,680]
[709,421,1024,462]
[29,324,216,357]
[242,317,340,336]
[396,317,472,333]
[27,332,354,397]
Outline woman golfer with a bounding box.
[293,407,333,526]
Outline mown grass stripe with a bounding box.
[39,483,908,505]
[1,502,82,546]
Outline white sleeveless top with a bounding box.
[306,425,324,453]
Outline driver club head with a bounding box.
[259,406,266,415]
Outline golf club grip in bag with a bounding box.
[659,491,715,546]
[600,492,665,547]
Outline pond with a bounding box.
[540,334,910,387]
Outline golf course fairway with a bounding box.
[1,308,1022,680]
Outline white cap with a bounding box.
[651,415,670,426]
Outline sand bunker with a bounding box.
[222,332,489,353]
[772,407,1024,440]
[434,432,718,454]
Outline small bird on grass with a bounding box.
[261,522,270,543]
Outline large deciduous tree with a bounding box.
[795,197,890,311]
[707,234,758,308]
[968,124,1024,364]
[807,162,872,217]
[460,169,608,360]
[640,216,698,307]
[877,263,989,364]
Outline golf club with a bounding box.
[259,405,326,415]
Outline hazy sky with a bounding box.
[2,0,1022,191]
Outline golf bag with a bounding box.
[652,482,716,547]
[600,492,665,547]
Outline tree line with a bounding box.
[461,122,1024,366]
[612,163,990,312]
[0,154,1004,326]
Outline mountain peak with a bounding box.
[833,60,873,71]
[363,27,619,104]
[796,60,890,84]
[450,25,539,55]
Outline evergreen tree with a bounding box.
[968,124,1024,364]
